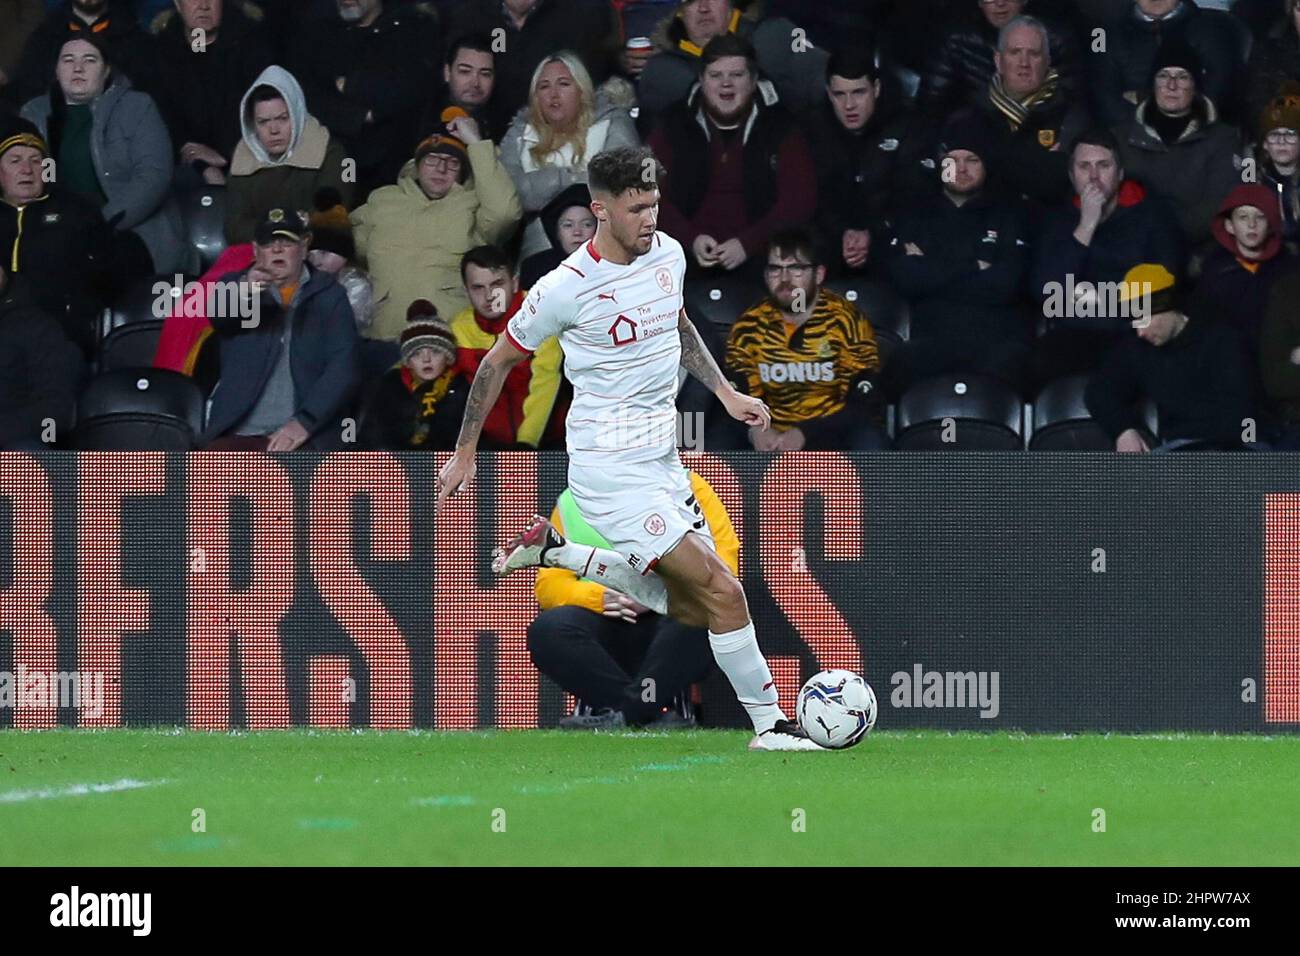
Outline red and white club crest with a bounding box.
[656,268,674,294]
[644,513,666,536]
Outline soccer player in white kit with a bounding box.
[436,146,821,751]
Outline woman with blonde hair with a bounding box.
[500,51,639,258]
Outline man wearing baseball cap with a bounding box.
[201,203,360,451]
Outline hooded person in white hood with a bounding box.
[224,65,355,245]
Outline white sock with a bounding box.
[546,542,669,615]
[708,621,785,733]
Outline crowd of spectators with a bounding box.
[4,0,1300,452]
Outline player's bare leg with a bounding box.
[654,533,823,751]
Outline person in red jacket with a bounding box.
[449,244,564,449]
[645,32,815,278]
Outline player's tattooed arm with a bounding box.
[453,338,528,449]
[678,309,729,395]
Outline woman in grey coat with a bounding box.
[21,36,189,276]
[500,51,639,260]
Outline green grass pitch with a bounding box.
[2,729,1298,866]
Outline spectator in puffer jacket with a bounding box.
[1112,38,1242,246]
[1088,0,1243,127]
[21,34,189,274]
[519,182,595,289]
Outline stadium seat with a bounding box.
[824,277,910,366]
[75,368,205,451]
[102,274,184,339]
[100,321,167,371]
[1028,375,1112,450]
[683,273,766,330]
[181,185,229,273]
[894,373,1024,450]
[1028,375,1159,450]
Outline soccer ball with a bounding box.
[797,670,877,749]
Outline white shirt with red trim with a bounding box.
[507,233,687,466]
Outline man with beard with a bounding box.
[804,48,929,277]
[887,112,1034,396]
[1030,127,1185,387]
[5,0,151,107]
[725,228,886,451]
[647,33,815,276]
[148,0,273,188]
[290,0,441,201]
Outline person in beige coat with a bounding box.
[350,113,522,343]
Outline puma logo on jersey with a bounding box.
[597,291,618,303]
[758,361,836,384]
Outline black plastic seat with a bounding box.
[181,185,229,273]
[100,321,166,371]
[683,273,766,331]
[894,373,1023,450]
[75,368,205,450]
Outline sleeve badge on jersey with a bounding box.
[656,268,674,294]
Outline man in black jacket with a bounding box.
[886,112,1033,395]
[0,266,83,451]
[4,0,153,108]
[1088,0,1243,126]
[0,116,117,357]
[1030,126,1185,387]
[147,0,273,188]
[970,14,1091,207]
[804,48,929,277]
[919,0,1082,119]
[290,0,441,201]
[1085,263,1254,451]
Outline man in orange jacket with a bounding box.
[530,468,739,729]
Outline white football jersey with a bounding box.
[507,233,687,466]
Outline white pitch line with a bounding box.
[0,778,167,805]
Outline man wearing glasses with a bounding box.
[1113,39,1241,244]
[724,228,886,451]
[350,121,523,343]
